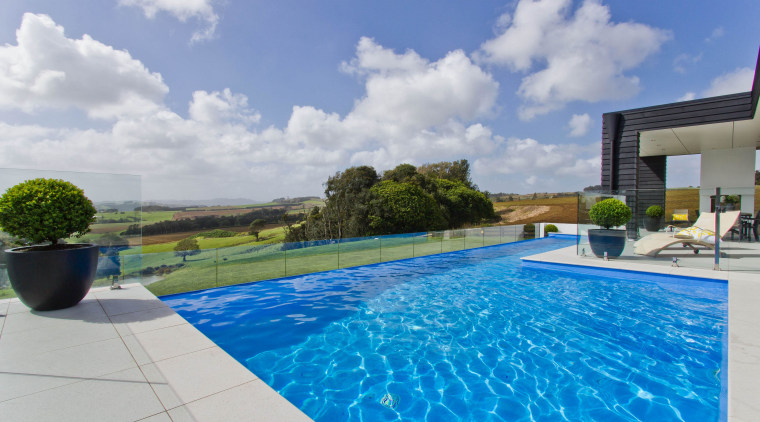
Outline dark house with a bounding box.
[601,47,760,237]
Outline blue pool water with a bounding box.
[163,238,727,421]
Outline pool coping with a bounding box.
[522,245,760,422]
[0,283,312,421]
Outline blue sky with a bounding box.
[0,0,758,201]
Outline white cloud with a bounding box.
[673,52,702,74]
[189,89,261,125]
[0,17,518,199]
[0,13,167,119]
[119,0,219,43]
[473,137,600,192]
[476,0,670,120]
[568,113,592,137]
[677,92,696,102]
[706,26,724,43]
[344,37,498,135]
[703,67,754,97]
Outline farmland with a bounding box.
[2,188,758,301]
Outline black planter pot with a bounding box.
[588,229,627,258]
[644,216,662,232]
[5,244,99,311]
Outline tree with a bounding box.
[248,219,266,241]
[174,238,200,262]
[323,165,379,238]
[417,159,474,188]
[382,163,417,182]
[368,181,446,234]
[435,179,497,227]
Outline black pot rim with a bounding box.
[5,243,97,254]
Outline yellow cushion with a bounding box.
[676,227,715,244]
[672,213,689,222]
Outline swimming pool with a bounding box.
[163,237,727,421]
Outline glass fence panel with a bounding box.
[573,187,759,276]
[380,233,416,262]
[576,192,627,256]
[283,240,339,277]
[84,223,567,298]
[483,226,502,246]
[339,236,381,268]
[142,248,218,296]
[414,232,444,257]
[216,243,286,288]
[464,228,484,249]
[441,229,466,253]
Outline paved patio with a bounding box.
[1,237,757,421]
[0,284,311,422]
[522,241,760,422]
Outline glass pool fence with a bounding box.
[123,225,533,297]
[577,186,760,272]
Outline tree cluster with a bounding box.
[123,208,292,236]
[285,160,497,242]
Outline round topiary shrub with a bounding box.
[523,223,535,232]
[544,224,559,236]
[589,198,632,229]
[0,178,97,245]
[645,205,664,218]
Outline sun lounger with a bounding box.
[633,211,741,257]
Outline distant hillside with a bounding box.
[143,198,263,208]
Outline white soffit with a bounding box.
[639,107,760,157]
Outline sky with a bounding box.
[0,0,759,202]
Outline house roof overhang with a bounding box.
[616,47,760,158]
[638,103,760,157]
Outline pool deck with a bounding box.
[522,242,760,422]
[1,238,756,421]
[0,284,312,422]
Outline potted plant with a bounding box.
[587,198,632,258]
[544,224,559,237]
[644,205,664,232]
[0,178,98,311]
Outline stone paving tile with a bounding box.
[0,282,313,421]
[168,380,311,422]
[0,367,165,422]
[141,346,258,410]
[0,336,137,402]
[123,322,216,365]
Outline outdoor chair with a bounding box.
[666,209,691,230]
[740,210,760,242]
[634,211,741,257]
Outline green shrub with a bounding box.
[723,195,740,205]
[645,205,664,218]
[0,178,97,245]
[544,224,559,236]
[523,223,535,232]
[589,198,632,229]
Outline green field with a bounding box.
[96,210,175,223]
[121,227,524,297]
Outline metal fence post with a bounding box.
[714,187,721,271]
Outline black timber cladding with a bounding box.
[600,48,760,237]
